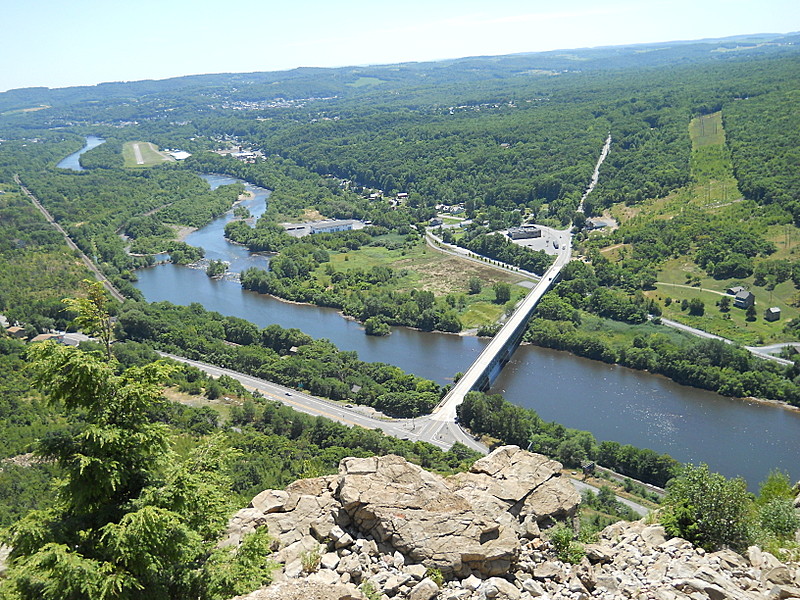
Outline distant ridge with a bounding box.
[0,31,797,113]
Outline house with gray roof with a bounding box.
[733,290,755,309]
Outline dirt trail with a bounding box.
[578,133,612,212]
[655,281,727,297]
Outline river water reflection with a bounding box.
[56,136,105,171]
[128,173,800,488]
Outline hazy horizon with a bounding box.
[4,30,796,95]
[3,0,798,93]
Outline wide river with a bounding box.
[59,141,800,488]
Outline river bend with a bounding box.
[58,139,800,488]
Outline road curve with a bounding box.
[157,352,488,454]
[159,353,652,514]
[569,479,650,517]
[657,317,794,366]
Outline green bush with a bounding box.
[360,581,381,600]
[547,523,585,564]
[759,498,800,538]
[661,464,754,552]
[425,567,444,588]
[301,545,322,573]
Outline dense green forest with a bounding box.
[1,33,800,596]
[0,337,480,599]
[0,31,797,413]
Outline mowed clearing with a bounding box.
[324,241,530,328]
[328,243,528,297]
[123,141,175,167]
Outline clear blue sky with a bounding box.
[3,0,798,92]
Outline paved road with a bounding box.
[657,317,794,366]
[15,174,126,303]
[160,351,650,515]
[570,479,649,517]
[656,282,727,297]
[578,133,612,213]
[753,342,800,354]
[133,143,145,165]
[158,352,488,454]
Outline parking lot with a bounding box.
[507,226,570,257]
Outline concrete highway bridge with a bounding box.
[429,231,573,428]
[161,230,573,453]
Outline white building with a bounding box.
[283,219,365,238]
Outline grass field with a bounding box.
[122,141,174,168]
[579,312,696,348]
[596,112,800,345]
[649,113,796,343]
[689,112,725,148]
[607,112,742,225]
[318,239,529,328]
[346,77,386,88]
[1,105,50,116]
[647,260,797,345]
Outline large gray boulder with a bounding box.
[335,447,579,577]
[449,445,580,530]
[223,447,800,600]
[220,474,346,552]
[224,447,582,579]
[230,580,365,600]
[337,454,519,577]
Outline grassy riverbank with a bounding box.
[324,238,530,328]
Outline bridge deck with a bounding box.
[432,234,572,422]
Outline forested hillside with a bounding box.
[1,33,800,598]
[1,31,798,381]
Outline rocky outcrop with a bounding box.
[223,447,800,600]
[230,580,366,600]
[339,454,518,576]
[223,446,578,578]
[450,447,579,536]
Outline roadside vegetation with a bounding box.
[457,391,680,488]
[116,300,448,418]
[1,37,800,596]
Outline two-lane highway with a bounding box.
[158,352,488,453]
[159,352,651,515]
